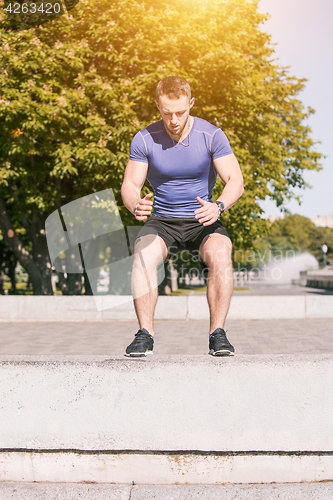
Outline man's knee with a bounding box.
[134,234,168,268]
[200,234,232,267]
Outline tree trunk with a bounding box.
[0,270,4,295]
[67,273,83,295]
[158,260,172,295]
[57,271,83,295]
[0,193,52,294]
[30,211,55,295]
[84,271,93,295]
[8,257,17,294]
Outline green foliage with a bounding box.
[235,214,333,267]
[265,215,333,265]
[0,0,322,253]
[3,0,66,32]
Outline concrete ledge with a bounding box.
[1,482,333,499]
[0,294,332,321]
[306,295,333,318]
[1,452,333,485]
[188,295,307,320]
[307,275,333,290]
[1,355,333,484]
[154,296,188,319]
[0,296,104,322]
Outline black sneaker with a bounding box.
[125,329,154,357]
[209,328,235,356]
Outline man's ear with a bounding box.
[155,99,160,110]
[189,97,195,108]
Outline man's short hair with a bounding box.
[156,76,191,100]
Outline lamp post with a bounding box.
[321,244,328,267]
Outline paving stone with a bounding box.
[0,318,332,355]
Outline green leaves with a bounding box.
[0,0,322,251]
[251,215,333,267]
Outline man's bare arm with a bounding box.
[213,153,244,209]
[121,159,153,220]
[194,153,244,226]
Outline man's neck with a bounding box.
[166,115,194,143]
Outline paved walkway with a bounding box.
[0,317,332,356]
[1,286,332,356]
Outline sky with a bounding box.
[258,0,333,218]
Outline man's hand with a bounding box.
[134,193,153,220]
[194,196,219,226]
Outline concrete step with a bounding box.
[0,294,332,320]
[1,482,333,499]
[1,355,333,485]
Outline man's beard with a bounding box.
[166,115,189,138]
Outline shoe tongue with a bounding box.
[139,328,154,344]
[210,328,224,337]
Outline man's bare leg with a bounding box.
[131,234,168,336]
[199,233,233,334]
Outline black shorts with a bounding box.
[136,216,230,258]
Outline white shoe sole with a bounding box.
[209,349,235,356]
[124,350,153,357]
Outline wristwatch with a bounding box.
[215,201,225,217]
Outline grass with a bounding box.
[2,281,250,296]
[167,286,207,296]
[167,286,250,296]
[2,281,33,295]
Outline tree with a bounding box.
[0,238,18,293]
[0,0,322,293]
[235,214,333,269]
[263,215,333,266]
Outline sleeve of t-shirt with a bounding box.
[210,128,233,160]
[129,131,149,163]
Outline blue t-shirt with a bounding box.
[129,117,233,218]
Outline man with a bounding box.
[121,76,244,357]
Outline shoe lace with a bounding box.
[210,329,228,339]
[133,330,152,346]
[211,330,231,346]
